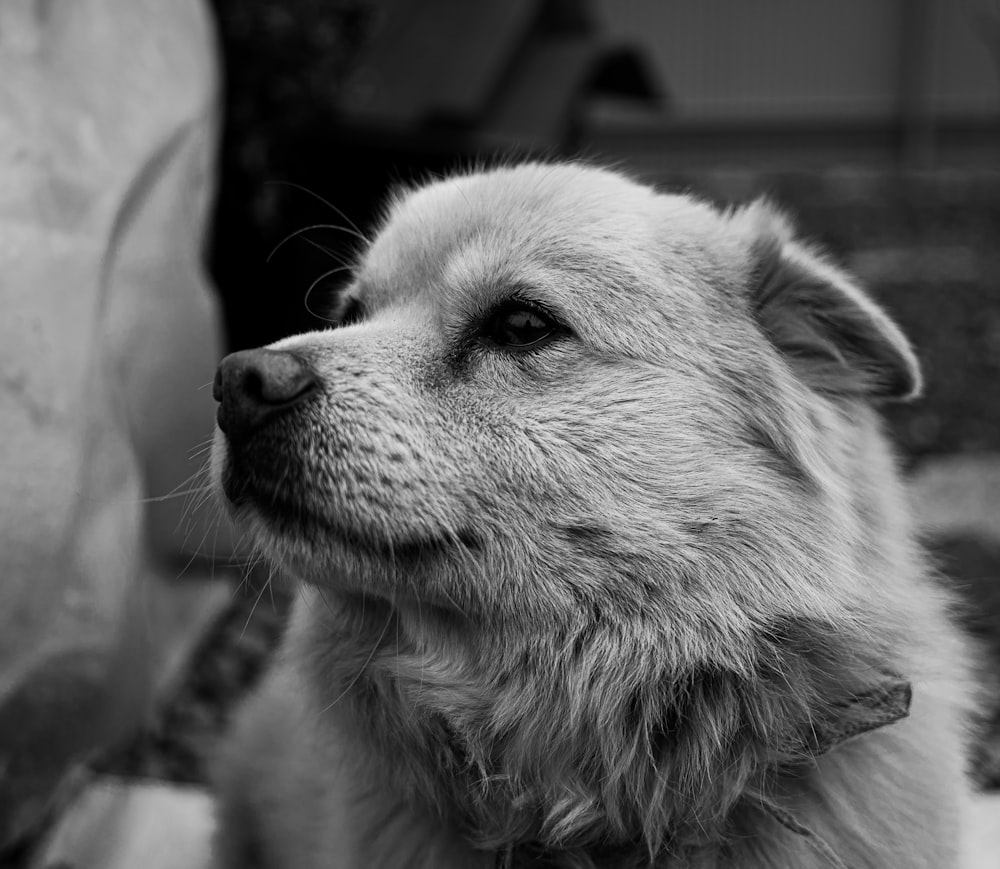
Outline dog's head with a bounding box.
[212,163,922,856]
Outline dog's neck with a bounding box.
[494,801,850,869]
[290,588,885,869]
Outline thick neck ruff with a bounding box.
[483,677,911,868]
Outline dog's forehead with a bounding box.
[359,165,742,315]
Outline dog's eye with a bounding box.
[479,303,561,352]
[338,297,364,326]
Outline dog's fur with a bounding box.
[211,163,975,867]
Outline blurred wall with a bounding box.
[594,0,999,122]
[0,0,225,848]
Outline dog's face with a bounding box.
[213,163,922,852]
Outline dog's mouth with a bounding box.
[222,462,480,563]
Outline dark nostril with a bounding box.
[242,368,265,402]
[214,348,319,440]
[254,360,315,405]
[212,365,224,402]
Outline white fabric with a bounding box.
[0,0,223,842]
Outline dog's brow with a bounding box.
[471,280,545,311]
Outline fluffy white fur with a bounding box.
[211,163,977,867]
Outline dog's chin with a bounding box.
[217,458,477,592]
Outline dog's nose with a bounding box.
[213,349,318,441]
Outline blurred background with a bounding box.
[211,0,1000,349]
[1,0,999,865]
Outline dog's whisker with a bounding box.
[266,180,369,242]
[188,442,216,461]
[319,608,395,715]
[136,484,213,505]
[302,262,354,323]
[177,490,223,559]
[135,465,211,506]
[266,561,277,612]
[239,576,271,639]
[314,584,336,615]
[267,223,368,264]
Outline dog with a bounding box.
[210,162,976,867]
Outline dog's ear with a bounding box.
[736,200,921,401]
